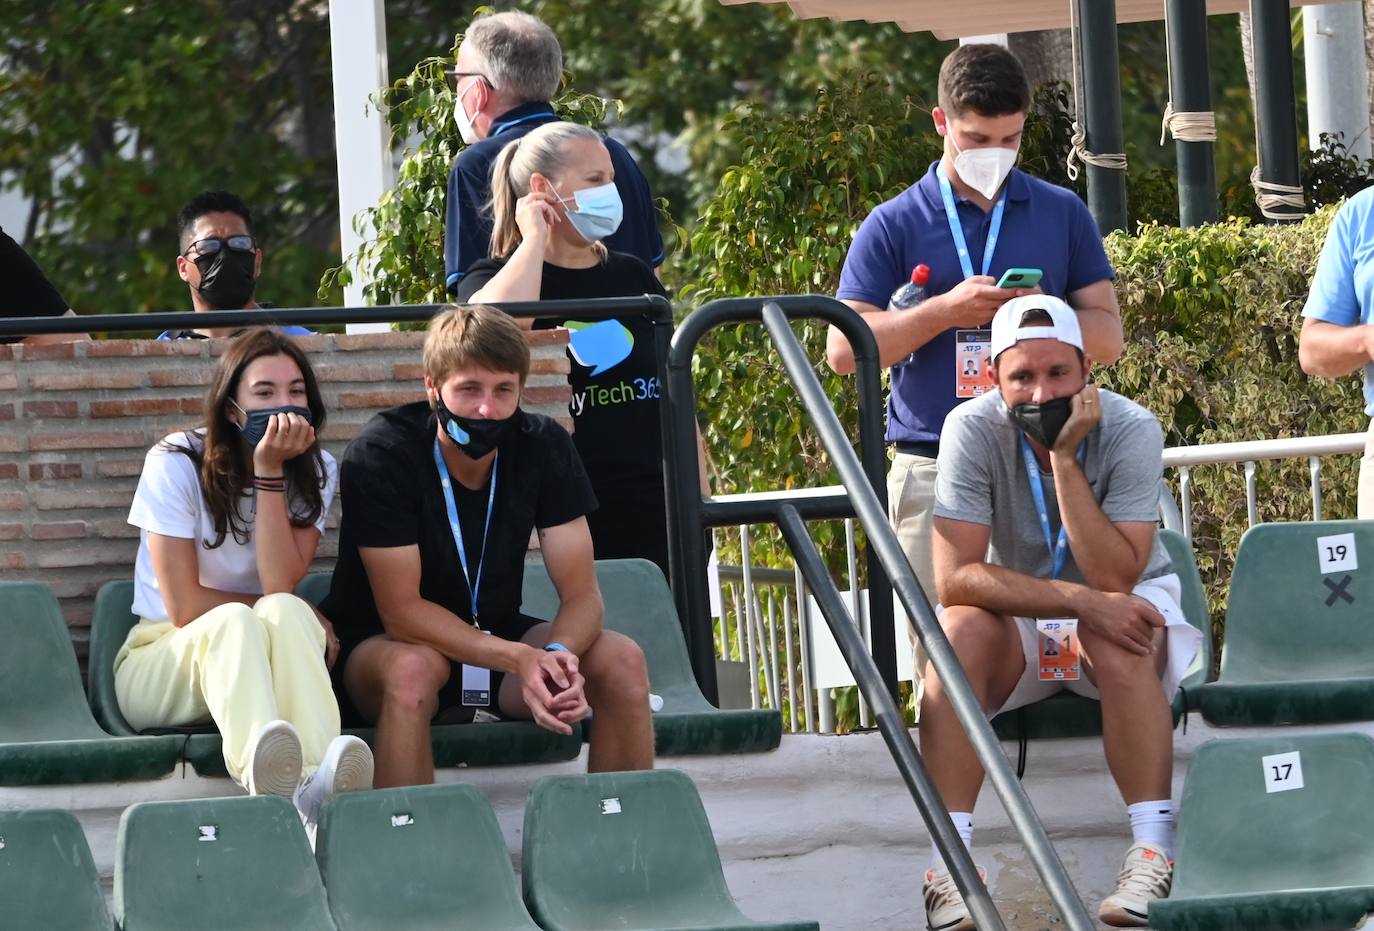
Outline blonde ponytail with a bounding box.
[485,121,610,260]
[489,138,525,258]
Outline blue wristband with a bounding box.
[544,642,570,654]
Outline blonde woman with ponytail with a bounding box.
[456,120,681,577]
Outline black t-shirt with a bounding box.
[322,401,597,645]
[1,227,69,344]
[455,251,668,489]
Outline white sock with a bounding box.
[1127,800,1175,858]
[929,811,975,872]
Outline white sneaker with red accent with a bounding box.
[1099,841,1173,927]
[922,865,986,931]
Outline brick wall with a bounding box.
[0,330,571,664]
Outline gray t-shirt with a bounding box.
[933,388,1172,586]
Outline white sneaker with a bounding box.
[244,720,302,798]
[923,866,985,931]
[1099,841,1173,928]
[293,734,374,847]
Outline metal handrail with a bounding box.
[759,300,1094,930]
[664,295,897,707]
[0,296,673,337]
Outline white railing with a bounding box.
[1163,433,1364,538]
[712,432,1369,732]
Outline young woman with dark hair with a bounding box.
[113,327,371,836]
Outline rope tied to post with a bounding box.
[1249,166,1306,220]
[1066,0,1129,182]
[1159,8,1218,145]
[1160,102,1217,145]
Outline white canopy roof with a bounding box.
[717,0,1328,40]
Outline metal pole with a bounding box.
[777,508,1007,931]
[1076,0,1129,233]
[1251,0,1305,222]
[1303,2,1372,163]
[1166,0,1219,226]
[327,0,393,332]
[761,303,1095,931]
[666,296,895,701]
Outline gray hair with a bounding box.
[464,11,563,104]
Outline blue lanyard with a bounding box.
[432,440,497,624]
[937,165,1007,280]
[1018,435,1085,580]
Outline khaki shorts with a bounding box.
[888,452,938,693]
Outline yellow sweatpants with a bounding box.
[113,592,340,786]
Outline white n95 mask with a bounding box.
[951,140,1018,200]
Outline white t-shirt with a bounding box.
[128,431,338,621]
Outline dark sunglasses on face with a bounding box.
[184,235,255,257]
[445,69,489,94]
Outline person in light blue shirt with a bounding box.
[1300,186,1374,517]
[159,191,312,341]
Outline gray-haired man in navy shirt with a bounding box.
[825,43,1123,641]
[443,11,663,294]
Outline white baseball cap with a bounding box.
[989,294,1084,361]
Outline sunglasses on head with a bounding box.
[184,235,255,257]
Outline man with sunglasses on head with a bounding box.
[443,11,663,295]
[161,190,311,340]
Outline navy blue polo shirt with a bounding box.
[444,102,665,293]
[837,162,1114,445]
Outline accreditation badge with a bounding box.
[954,329,994,399]
[1035,618,1081,681]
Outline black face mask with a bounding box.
[434,393,519,459]
[231,401,314,447]
[1009,396,1073,449]
[194,248,257,310]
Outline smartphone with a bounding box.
[996,267,1043,289]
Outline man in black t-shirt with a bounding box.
[1,227,85,345]
[322,304,654,787]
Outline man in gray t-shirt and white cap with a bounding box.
[918,295,1201,931]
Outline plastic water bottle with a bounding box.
[888,264,930,367]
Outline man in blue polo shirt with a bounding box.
[443,11,663,294]
[826,43,1122,624]
[1300,186,1374,517]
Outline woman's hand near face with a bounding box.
[252,411,315,474]
[514,190,561,246]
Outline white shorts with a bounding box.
[990,573,1203,718]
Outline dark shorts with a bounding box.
[331,612,547,728]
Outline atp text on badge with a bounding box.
[1036,618,1080,681]
[1316,533,1358,575]
[954,329,994,399]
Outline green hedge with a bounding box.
[1099,210,1364,644]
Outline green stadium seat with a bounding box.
[522,558,783,755]
[0,808,113,930]
[116,795,336,931]
[523,769,818,931]
[90,579,581,778]
[1150,733,1374,931]
[0,581,178,785]
[1196,520,1374,726]
[990,528,1214,740]
[316,783,540,930]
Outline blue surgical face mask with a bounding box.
[555,182,623,243]
[229,400,314,447]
